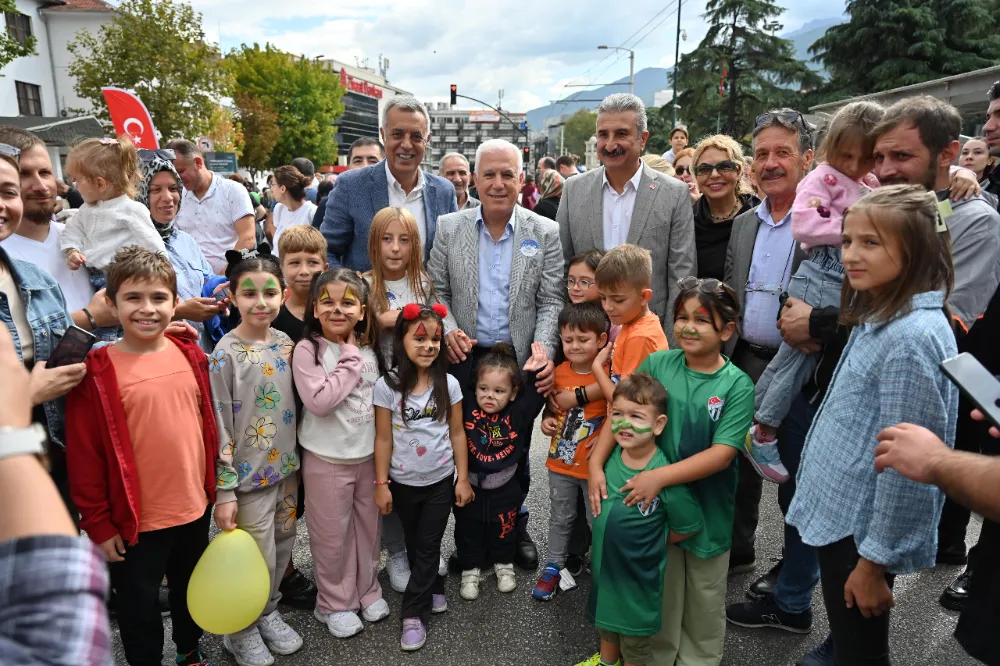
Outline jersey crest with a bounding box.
[707,395,725,422]
[636,496,660,517]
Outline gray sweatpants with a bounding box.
[545,471,593,568]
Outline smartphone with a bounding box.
[940,353,1000,430]
[47,325,97,368]
[213,288,229,304]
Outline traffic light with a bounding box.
[522,146,530,165]
[450,85,457,105]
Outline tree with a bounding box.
[561,109,597,158]
[234,92,280,176]
[206,105,244,157]
[644,104,678,155]
[226,44,344,167]
[675,0,821,142]
[0,0,36,71]
[811,0,1000,100]
[67,0,232,140]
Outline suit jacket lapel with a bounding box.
[588,168,605,249]
[464,209,481,319]
[626,165,658,245]
[370,161,390,214]
[738,213,761,291]
[422,176,438,257]
[509,208,529,314]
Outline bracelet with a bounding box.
[81,308,97,330]
[575,386,587,407]
[374,479,391,486]
[581,386,589,404]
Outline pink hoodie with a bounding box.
[792,163,880,250]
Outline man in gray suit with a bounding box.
[429,138,564,570]
[557,93,696,342]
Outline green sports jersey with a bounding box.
[638,349,754,558]
[587,447,703,636]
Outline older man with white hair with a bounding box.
[320,94,458,271]
[428,138,564,574]
[439,153,480,210]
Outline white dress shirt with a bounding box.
[601,164,644,250]
[386,162,427,247]
[174,173,254,274]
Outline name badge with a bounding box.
[519,239,539,257]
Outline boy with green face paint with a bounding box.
[583,374,703,666]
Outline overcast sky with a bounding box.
[190,0,846,112]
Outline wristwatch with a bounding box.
[0,424,47,460]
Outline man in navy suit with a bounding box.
[320,95,458,271]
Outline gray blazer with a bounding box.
[556,163,697,342]
[723,204,807,356]
[428,205,565,366]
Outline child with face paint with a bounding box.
[292,269,387,639]
[209,252,305,665]
[585,277,753,666]
[372,303,473,652]
[585,374,703,666]
[453,341,548,602]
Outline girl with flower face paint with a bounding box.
[209,252,306,664]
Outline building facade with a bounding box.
[422,103,530,171]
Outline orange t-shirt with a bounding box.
[546,362,606,479]
[108,342,208,532]
[610,311,668,381]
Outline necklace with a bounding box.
[710,199,741,221]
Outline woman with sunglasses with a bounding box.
[690,136,760,282]
[671,148,700,205]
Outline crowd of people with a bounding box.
[0,80,999,666]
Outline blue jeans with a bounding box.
[774,392,821,615]
[754,247,843,427]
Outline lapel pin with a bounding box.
[650,183,657,190]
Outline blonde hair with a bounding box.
[641,154,675,177]
[66,135,140,198]
[595,243,652,291]
[278,225,327,257]
[692,134,754,196]
[367,207,434,314]
[841,185,953,326]
[816,101,885,165]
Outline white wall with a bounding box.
[0,0,58,117]
[42,10,110,115]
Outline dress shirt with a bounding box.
[475,207,515,347]
[742,199,796,348]
[601,164,643,250]
[386,162,427,247]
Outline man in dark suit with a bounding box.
[320,95,458,271]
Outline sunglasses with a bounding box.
[675,165,690,176]
[0,143,21,161]
[677,276,724,293]
[695,161,738,177]
[754,111,808,132]
[138,148,176,162]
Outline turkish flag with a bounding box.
[100,87,159,148]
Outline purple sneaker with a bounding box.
[400,618,426,651]
[431,593,448,614]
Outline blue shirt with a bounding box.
[742,199,796,348]
[163,227,212,344]
[786,291,958,574]
[475,208,515,347]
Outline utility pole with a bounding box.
[597,45,634,96]
[672,0,682,127]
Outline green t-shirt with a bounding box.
[587,447,703,636]
[637,349,754,558]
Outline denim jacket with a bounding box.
[0,247,74,447]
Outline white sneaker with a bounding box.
[386,550,410,593]
[256,609,303,655]
[362,598,390,623]
[460,568,481,600]
[223,628,274,666]
[438,554,448,577]
[495,563,516,593]
[558,567,579,592]
[314,609,363,638]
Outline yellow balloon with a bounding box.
[187,528,270,635]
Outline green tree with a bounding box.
[675,0,821,141]
[226,44,344,167]
[810,0,1000,100]
[67,0,232,140]
[561,109,597,158]
[645,103,678,155]
[0,0,36,71]
[234,92,280,177]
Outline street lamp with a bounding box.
[597,45,634,96]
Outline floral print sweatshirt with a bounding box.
[210,329,299,504]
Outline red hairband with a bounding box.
[401,303,448,320]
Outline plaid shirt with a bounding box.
[0,535,111,665]
[786,291,958,574]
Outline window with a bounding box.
[15,81,42,116]
[5,12,32,46]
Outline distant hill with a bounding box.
[526,16,844,129]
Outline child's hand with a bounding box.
[66,251,86,270]
[621,471,664,508]
[375,484,393,515]
[592,343,611,373]
[541,415,560,437]
[522,342,548,372]
[99,534,126,562]
[454,479,475,507]
[588,469,607,517]
[553,390,577,412]
[214,500,238,531]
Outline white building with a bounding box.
[422,103,529,171]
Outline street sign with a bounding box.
[520,122,528,131]
[204,151,237,174]
[197,136,215,152]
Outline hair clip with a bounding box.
[431,303,448,318]
[99,137,118,145]
[402,303,423,320]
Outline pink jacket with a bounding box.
[792,164,879,250]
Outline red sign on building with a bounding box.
[340,69,383,99]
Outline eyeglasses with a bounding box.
[566,277,594,290]
[754,111,809,132]
[677,276,725,293]
[0,144,21,161]
[695,161,738,177]
[674,166,690,176]
[138,148,176,163]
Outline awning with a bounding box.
[0,115,106,146]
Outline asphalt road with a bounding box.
[113,424,983,666]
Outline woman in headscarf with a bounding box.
[533,169,563,220]
[137,154,224,343]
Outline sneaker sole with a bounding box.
[313,610,364,639]
[401,637,426,652]
[223,636,275,666]
[432,603,448,614]
[726,617,812,634]
[263,638,303,656]
[742,448,789,484]
[531,589,557,601]
[362,609,390,623]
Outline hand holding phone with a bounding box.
[940,353,1000,430]
[47,326,96,369]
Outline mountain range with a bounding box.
[525,16,843,130]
